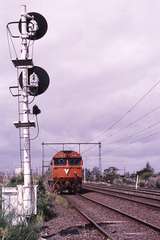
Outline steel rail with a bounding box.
[66,196,115,240]
[136,188,160,194]
[80,194,160,233]
[99,183,160,196]
[84,183,160,201]
[83,185,160,209]
[101,184,160,197]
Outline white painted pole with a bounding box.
[83,156,86,183]
[135,174,139,190]
[20,5,32,216]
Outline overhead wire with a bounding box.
[83,79,160,154]
[90,79,160,143]
[107,119,160,145]
[94,104,160,145]
[128,120,160,143]
[131,129,160,143]
[125,105,160,128]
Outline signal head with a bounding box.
[19,66,50,96]
[19,12,48,40]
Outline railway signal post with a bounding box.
[20,4,32,216]
[2,5,49,222]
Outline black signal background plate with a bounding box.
[19,66,50,96]
[19,12,48,40]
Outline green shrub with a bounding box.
[37,178,56,221]
[5,223,39,240]
[156,178,160,188]
[0,212,41,240]
[7,175,23,187]
[0,177,56,239]
[0,212,7,228]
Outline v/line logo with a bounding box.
[64,168,69,175]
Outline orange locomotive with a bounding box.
[49,150,83,193]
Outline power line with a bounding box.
[125,105,160,128]
[95,104,160,145]
[89,79,160,143]
[131,130,160,143]
[107,119,160,145]
[83,79,160,154]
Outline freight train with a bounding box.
[49,150,83,193]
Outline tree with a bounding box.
[137,162,154,181]
[103,166,119,184]
[91,167,101,181]
[84,168,92,181]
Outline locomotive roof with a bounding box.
[53,150,81,159]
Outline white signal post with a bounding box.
[3,5,49,222]
[135,174,139,190]
[20,5,32,216]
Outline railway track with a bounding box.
[85,183,160,197]
[66,195,114,240]
[101,184,160,197]
[66,193,160,240]
[83,184,160,229]
[80,193,160,233]
[83,183,160,200]
[41,192,160,239]
[83,184,160,209]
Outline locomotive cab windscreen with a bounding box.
[68,158,81,165]
[53,157,82,166]
[54,158,67,165]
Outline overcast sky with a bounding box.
[1,0,160,173]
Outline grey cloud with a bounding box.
[1,0,160,172]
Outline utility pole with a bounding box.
[135,174,139,190]
[99,142,102,175]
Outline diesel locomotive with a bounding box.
[49,150,83,193]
